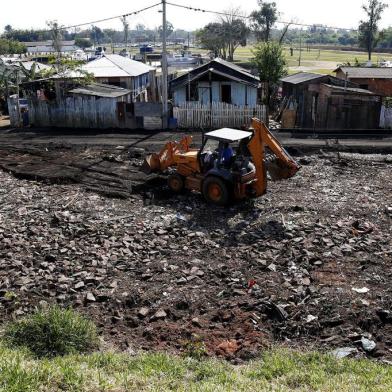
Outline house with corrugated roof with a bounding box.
[22,40,78,54]
[170,58,260,106]
[82,55,156,102]
[333,66,392,97]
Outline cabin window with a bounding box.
[359,84,368,90]
[221,84,232,104]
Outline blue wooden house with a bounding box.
[170,58,260,106]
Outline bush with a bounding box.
[3,306,99,358]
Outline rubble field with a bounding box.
[0,144,392,361]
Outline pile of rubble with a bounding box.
[0,152,391,361]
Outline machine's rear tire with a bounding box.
[168,173,185,193]
[202,176,230,206]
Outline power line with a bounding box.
[24,2,161,35]
[166,1,359,32]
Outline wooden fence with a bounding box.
[8,97,163,130]
[380,105,392,129]
[173,102,267,129]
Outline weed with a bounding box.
[3,306,99,358]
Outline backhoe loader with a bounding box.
[141,118,300,205]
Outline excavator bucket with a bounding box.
[266,156,299,180]
[140,153,161,175]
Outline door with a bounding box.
[198,87,211,105]
[221,84,232,104]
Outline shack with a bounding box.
[170,58,260,106]
[334,66,392,97]
[82,55,156,102]
[312,84,381,129]
[279,72,380,129]
[10,81,163,130]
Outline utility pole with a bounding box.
[298,28,302,67]
[161,0,168,129]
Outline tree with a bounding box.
[121,16,129,48]
[90,25,105,45]
[158,21,174,41]
[220,12,248,61]
[378,27,392,48]
[250,1,278,42]
[196,23,227,58]
[4,25,13,36]
[217,8,249,61]
[0,39,26,55]
[46,20,63,59]
[75,38,91,49]
[252,41,287,107]
[358,0,388,60]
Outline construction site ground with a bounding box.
[0,123,392,361]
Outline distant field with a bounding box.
[113,44,392,75]
[236,46,392,74]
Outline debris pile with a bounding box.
[0,152,391,360]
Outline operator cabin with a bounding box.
[170,58,260,106]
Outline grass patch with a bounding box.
[0,345,391,391]
[3,306,99,358]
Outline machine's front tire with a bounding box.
[202,176,230,206]
[168,173,185,193]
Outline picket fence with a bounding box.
[173,102,267,129]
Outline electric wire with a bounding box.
[23,2,161,35]
[166,1,359,31]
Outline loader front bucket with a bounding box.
[140,153,161,175]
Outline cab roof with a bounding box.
[205,128,253,142]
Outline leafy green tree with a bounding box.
[158,21,174,41]
[4,25,13,36]
[378,27,392,48]
[252,41,287,106]
[220,12,248,61]
[90,25,105,45]
[196,23,226,58]
[75,38,91,49]
[0,39,26,55]
[196,18,248,61]
[358,0,388,60]
[250,1,278,42]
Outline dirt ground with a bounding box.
[0,131,392,361]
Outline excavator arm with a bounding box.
[248,118,301,197]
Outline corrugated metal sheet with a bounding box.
[83,55,154,78]
[322,83,378,95]
[281,72,326,85]
[69,83,131,98]
[336,67,392,79]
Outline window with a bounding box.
[201,138,219,154]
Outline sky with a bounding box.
[1,0,392,32]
